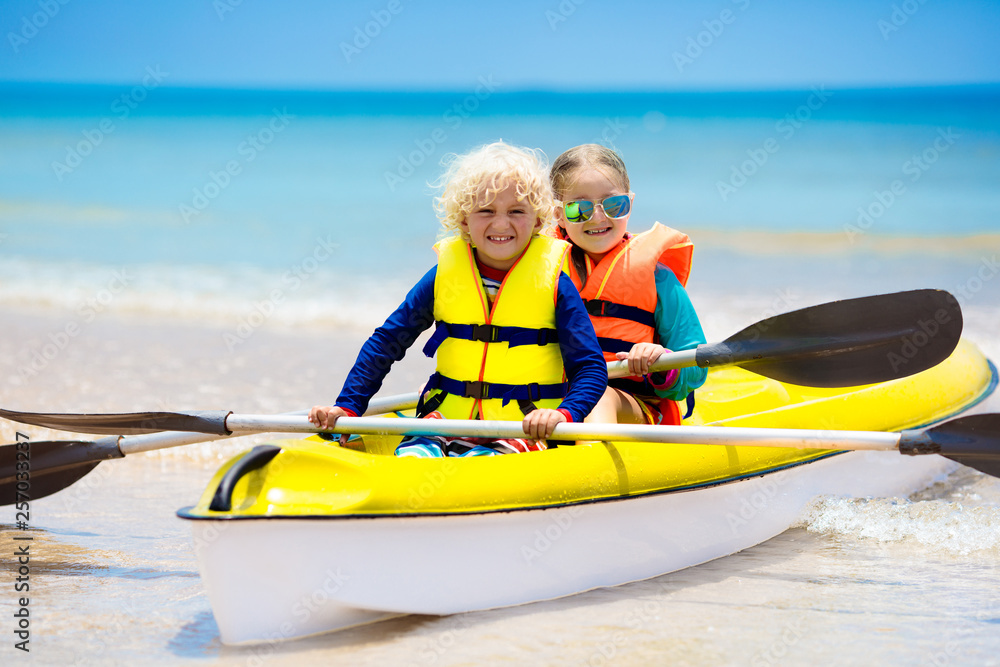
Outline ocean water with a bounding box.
[1,84,999,664]
[2,84,999,330]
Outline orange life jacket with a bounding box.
[550,222,694,423]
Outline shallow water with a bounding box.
[1,269,998,665]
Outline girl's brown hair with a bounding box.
[549,144,630,199]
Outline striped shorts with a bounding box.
[394,412,547,458]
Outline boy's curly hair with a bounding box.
[433,141,556,239]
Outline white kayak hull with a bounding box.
[190,450,951,645]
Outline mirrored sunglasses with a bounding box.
[563,195,632,223]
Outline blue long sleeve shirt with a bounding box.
[335,266,608,422]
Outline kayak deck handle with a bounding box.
[209,445,282,512]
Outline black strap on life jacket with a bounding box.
[416,372,567,415]
[422,321,559,358]
[415,389,446,418]
[416,391,542,419]
[585,300,656,356]
[596,337,635,355]
[585,299,656,328]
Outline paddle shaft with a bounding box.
[211,414,905,454]
[114,410,311,456]
[607,347,697,378]
[9,410,998,507]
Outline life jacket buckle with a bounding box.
[464,380,488,399]
[586,300,611,317]
[470,323,499,343]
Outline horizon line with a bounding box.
[1,80,999,96]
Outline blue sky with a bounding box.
[1,0,999,90]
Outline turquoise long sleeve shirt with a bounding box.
[651,264,707,401]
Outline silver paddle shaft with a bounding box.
[118,409,310,456]
[224,414,904,452]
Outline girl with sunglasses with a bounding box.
[309,141,607,456]
[549,144,707,426]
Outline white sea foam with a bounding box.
[796,470,1000,556]
[0,256,411,333]
[5,250,1000,356]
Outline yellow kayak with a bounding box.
[178,339,995,644]
[183,339,993,517]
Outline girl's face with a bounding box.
[555,166,631,261]
[461,182,542,270]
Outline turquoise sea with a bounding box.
[1,83,999,329]
[1,84,999,665]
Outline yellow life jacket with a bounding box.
[420,235,570,421]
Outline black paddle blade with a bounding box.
[0,408,231,436]
[0,439,124,505]
[900,413,1000,478]
[697,289,962,387]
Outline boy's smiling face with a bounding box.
[556,167,631,262]
[461,182,542,271]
